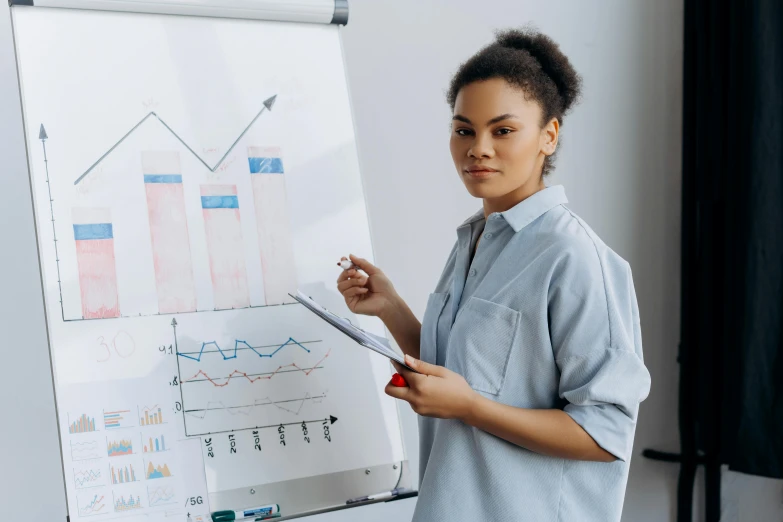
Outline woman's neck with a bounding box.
[483,177,546,218]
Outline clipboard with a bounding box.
[291,290,417,372]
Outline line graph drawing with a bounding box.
[74,95,277,185]
[73,467,104,489]
[184,392,327,419]
[147,485,176,507]
[181,349,330,387]
[77,493,107,517]
[177,337,313,362]
[70,440,102,461]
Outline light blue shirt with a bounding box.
[414,185,651,522]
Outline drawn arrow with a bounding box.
[190,416,338,437]
[74,94,278,185]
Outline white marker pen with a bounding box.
[338,259,354,270]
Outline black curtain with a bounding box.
[644,0,783,520]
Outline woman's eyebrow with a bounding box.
[452,113,518,125]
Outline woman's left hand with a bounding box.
[385,354,478,420]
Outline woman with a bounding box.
[337,29,651,521]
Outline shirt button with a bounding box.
[469,268,477,277]
[484,233,493,239]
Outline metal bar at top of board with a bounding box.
[8,0,349,25]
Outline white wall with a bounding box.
[0,1,694,521]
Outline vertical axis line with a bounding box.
[41,134,65,321]
[172,319,187,437]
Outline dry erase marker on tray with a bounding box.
[212,504,280,521]
[254,514,281,521]
[346,487,408,504]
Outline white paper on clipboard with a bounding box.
[291,291,417,372]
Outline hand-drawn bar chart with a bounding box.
[113,493,143,512]
[68,413,97,434]
[72,208,120,319]
[111,463,138,484]
[103,409,132,429]
[201,185,250,309]
[143,434,167,453]
[139,405,165,426]
[142,151,197,314]
[248,146,298,305]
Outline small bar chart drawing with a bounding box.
[113,493,143,512]
[68,413,97,434]
[248,146,298,305]
[72,208,120,319]
[110,463,138,484]
[142,151,197,315]
[139,405,165,426]
[143,434,167,453]
[103,409,132,430]
[201,185,250,309]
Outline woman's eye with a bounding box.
[455,128,473,136]
[495,128,513,136]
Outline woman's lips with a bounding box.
[464,166,499,179]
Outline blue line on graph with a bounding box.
[177,337,310,362]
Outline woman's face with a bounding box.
[450,78,558,210]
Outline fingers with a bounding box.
[404,354,445,377]
[337,274,368,293]
[385,380,412,400]
[342,286,368,298]
[349,254,380,276]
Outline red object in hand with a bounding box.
[390,373,408,387]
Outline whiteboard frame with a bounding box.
[4,1,417,520]
[9,0,350,25]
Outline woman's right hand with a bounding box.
[336,254,399,320]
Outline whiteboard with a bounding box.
[12,6,406,521]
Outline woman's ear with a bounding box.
[541,117,559,156]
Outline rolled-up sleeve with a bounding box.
[549,240,651,462]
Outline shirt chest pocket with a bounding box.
[448,296,520,395]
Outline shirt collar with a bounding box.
[458,185,569,233]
